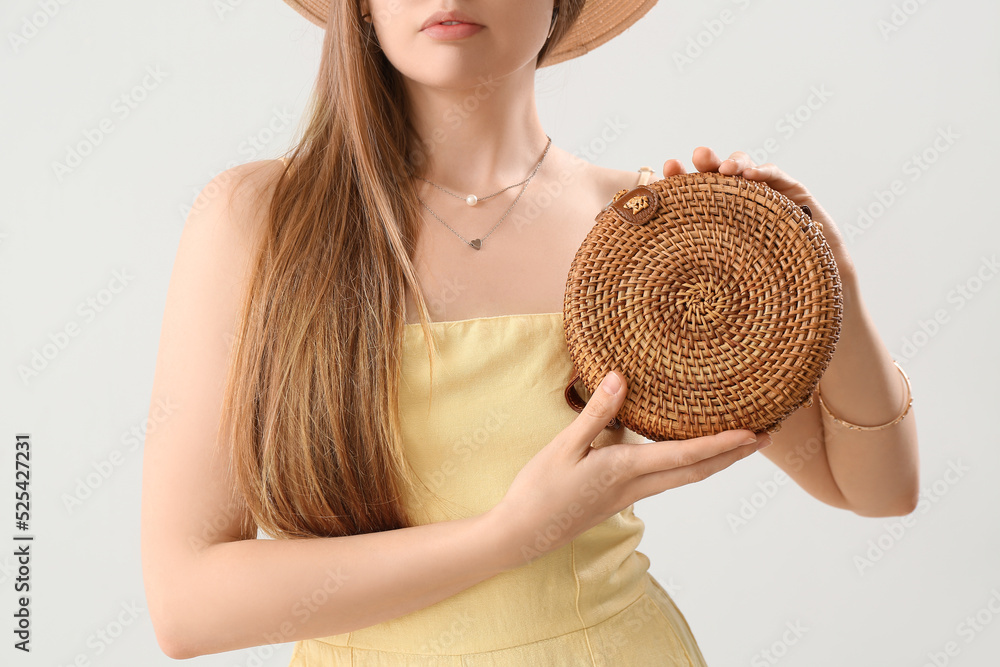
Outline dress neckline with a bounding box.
[404,311,562,328]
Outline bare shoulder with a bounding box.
[167,158,287,355]
[184,158,285,258]
[590,162,653,194]
[554,151,655,213]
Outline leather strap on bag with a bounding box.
[564,372,623,430]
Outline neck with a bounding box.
[403,63,549,192]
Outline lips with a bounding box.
[422,21,483,40]
[421,10,481,31]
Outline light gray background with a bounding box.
[2,0,998,665]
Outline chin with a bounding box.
[389,44,533,87]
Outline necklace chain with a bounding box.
[414,136,552,250]
[417,166,534,205]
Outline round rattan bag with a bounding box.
[562,171,843,441]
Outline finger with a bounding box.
[662,159,687,177]
[559,370,628,454]
[741,162,809,198]
[625,435,766,501]
[719,150,757,176]
[691,146,722,173]
[615,428,767,478]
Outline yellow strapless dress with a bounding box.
[287,307,710,665]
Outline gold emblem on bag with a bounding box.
[624,195,649,214]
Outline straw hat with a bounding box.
[281,0,659,67]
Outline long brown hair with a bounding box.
[220,1,586,539]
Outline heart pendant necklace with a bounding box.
[414,136,552,250]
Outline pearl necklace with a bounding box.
[414,136,553,250]
[415,136,552,207]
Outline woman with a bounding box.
[140,0,920,664]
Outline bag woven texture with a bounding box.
[563,172,843,441]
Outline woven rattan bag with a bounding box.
[562,172,843,441]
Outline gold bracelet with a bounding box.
[815,359,912,431]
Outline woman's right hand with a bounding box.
[486,369,772,568]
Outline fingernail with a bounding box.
[601,371,622,396]
[739,433,758,446]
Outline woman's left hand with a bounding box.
[662,147,857,282]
